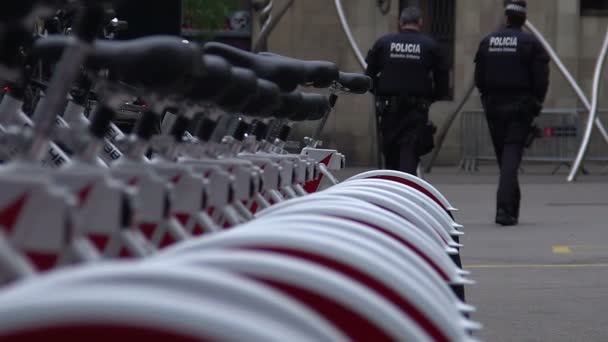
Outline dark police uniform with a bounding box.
[366,29,449,175]
[474,24,549,222]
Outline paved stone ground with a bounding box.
[334,164,608,341]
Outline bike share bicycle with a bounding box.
[0,1,479,341]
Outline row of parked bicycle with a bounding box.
[0,1,480,341]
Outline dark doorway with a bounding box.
[114,1,182,39]
[581,0,608,16]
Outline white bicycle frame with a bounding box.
[147,249,434,341]
[240,214,475,313]
[253,197,470,284]
[0,263,346,342]
[0,285,307,342]
[170,226,478,337]
[346,170,459,212]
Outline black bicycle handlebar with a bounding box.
[92,36,203,95]
[215,67,259,112]
[336,72,372,94]
[187,54,233,103]
[272,91,303,119]
[241,78,281,117]
[259,52,339,88]
[290,93,330,121]
[203,42,306,92]
[33,35,204,95]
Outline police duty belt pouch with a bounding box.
[519,96,543,118]
[525,123,542,149]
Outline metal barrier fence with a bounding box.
[460,109,608,172]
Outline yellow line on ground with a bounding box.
[568,245,608,250]
[465,264,608,269]
[552,245,572,254]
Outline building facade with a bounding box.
[264,0,608,167]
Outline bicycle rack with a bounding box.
[0,2,479,340]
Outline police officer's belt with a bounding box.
[378,95,429,111]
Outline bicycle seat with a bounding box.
[91,36,204,95]
[272,91,304,119]
[215,67,259,112]
[241,79,281,117]
[260,52,339,88]
[290,93,329,121]
[203,42,306,92]
[336,72,372,94]
[187,54,232,103]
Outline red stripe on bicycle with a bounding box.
[0,193,28,235]
[369,175,446,211]
[173,213,190,227]
[192,224,205,236]
[24,251,58,272]
[159,233,176,249]
[303,154,333,193]
[138,223,157,240]
[87,233,110,252]
[77,183,95,208]
[338,216,450,281]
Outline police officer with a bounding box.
[365,6,449,175]
[474,0,549,226]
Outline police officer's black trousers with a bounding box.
[383,140,419,175]
[379,100,428,176]
[485,110,531,217]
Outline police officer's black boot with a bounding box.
[495,207,518,226]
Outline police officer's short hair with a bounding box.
[400,6,422,26]
[505,0,527,27]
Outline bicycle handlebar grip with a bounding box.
[241,78,281,117]
[33,35,204,94]
[290,93,330,121]
[187,54,233,103]
[215,67,258,112]
[260,52,339,88]
[272,91,303,119]
[337,72,372,94]
[203,42,306,92]
[92,36,204,95]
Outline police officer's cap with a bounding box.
[400,6,422,25]
[505,0,527,18]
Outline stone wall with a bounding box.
[264,0,608,167]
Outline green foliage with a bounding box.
[183,0,238,30]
